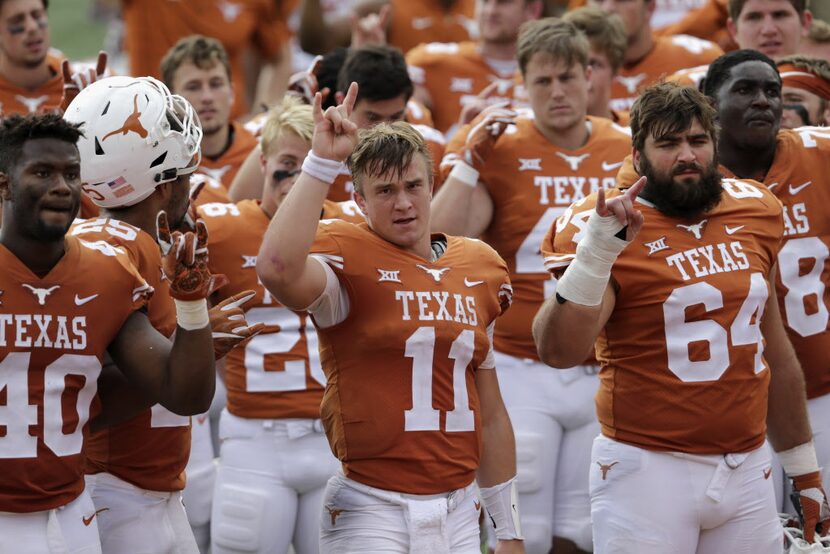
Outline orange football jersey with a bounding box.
[406,41,527,134]
[666,64,710,90]
[0,52,63,116]
[70,218,191,492]
[0,236,151,512]
[388,0,476,54]
[197,121,258,190]
[199,199,326,419]
[444,113,631,360]
[542,178,783,454]
[610,35,722,113]
[121,0,287,117]
[328,123,446,202]
[192,172,232,207]
[721,128,830,400]
[310,220,511,494]
[321,199,365,224]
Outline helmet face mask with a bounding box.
[65,76,203,208]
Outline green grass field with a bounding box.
[50,0,108,61]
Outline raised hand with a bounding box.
[208,290,265,360]
[793,471,830,543]
[461,102,516,171]
[311,81,359,162]
[60,50,108,112]
[458,81,504,127]
[180,178,207,232]
[350,4,390,48]
[287,55,329,105]
[596,176,647,241]
[157,211,228,301]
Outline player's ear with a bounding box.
[632,149,641,175]
[352,188,367,216]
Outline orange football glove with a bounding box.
[157,211,227,301]
[460,104,515,171]
[209,290,265,360]
[60,51,108,113]
[792,471,830,543]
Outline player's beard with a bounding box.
[638,153,723,221]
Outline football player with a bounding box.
[589,0,723,112]
[256,83,524,553]
[202,96,355,554]
[406,0,542,135]
[562,6,629,125]
[534,81,829,551]
[230,45,446,204]
[727,0,812,59]
[0,112,217,553]
[64,75,260,554]
[161,35,258,204]
[776,55,830,128]
[700,48,830,524]
[433,18,631,554]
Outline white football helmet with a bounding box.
[64,76,202,208]
[783,514,830,553]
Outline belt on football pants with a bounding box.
[670,451,751,503]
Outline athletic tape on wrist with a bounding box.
[779,441,820,477]
[555,209,630,306]
[449,160,480,188]
[480,476,523,541]
[302,151,346,185]
[175,299,210,330]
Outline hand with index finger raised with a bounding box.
[596,176,646,241]
[311,81,360,162]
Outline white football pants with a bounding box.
[319,472,481,554]
[590,434,781,553]
[85,472,197,554]
[492,352,599,553]
[0,490,101,554]
[211,410,340,554]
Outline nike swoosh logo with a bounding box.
[767,182,780,191]
[602,161,624,171]
[464,278,484,287]
[74,293,99,306]
[83,508,109,526]
[789,181,812,195]
[724,225,744,235]
[763,468,772,480]
[474,500,481,511]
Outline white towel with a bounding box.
[407,497,450,554]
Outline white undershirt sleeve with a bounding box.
[480,321,497,369]
[306,256,350,328]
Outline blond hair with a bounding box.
[260,96,314,157]
[160,35,231,87]
[347,122,432,195]
[517,18,590,76]
[563,7,626,73]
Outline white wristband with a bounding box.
[480,476,523,540]
[302,151,346,185]
[449,160,479,188]
[555,209,630,306]
[778,441,820,477]
[175,299,210,331]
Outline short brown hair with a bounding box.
[517,18,590,76]
[160,35,231,88]
[630,82,718,152]
[728,0,808,20]
[563,7,627,73]
[808,19,830,43]
[346,122,432,195]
